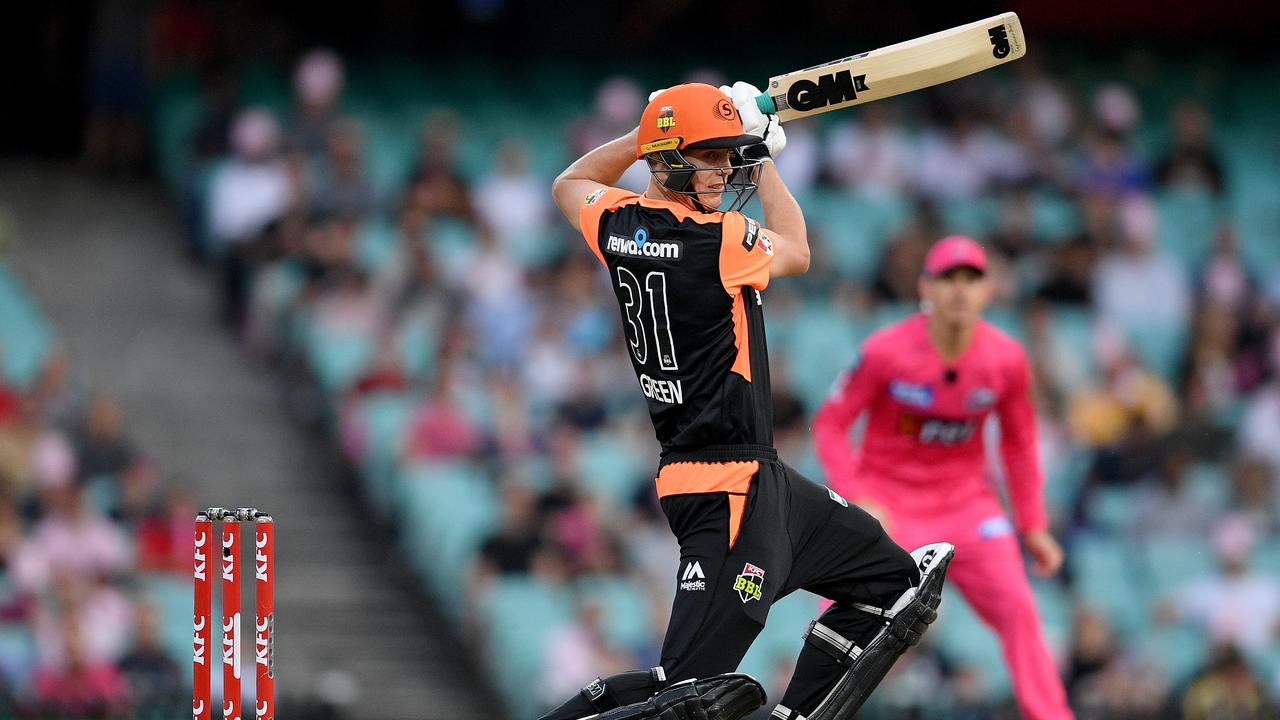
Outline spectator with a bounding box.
[569,77,649,192]
[117,602,184,713]
[1155,99,1225,196]
[314,120,376,219]
[1181,644,1275,720]
[407,111,475,219]
[1132,446,1218,539]
[824,104,913,195]
[538,599,635,710]
[208,108,295,327]
[474,139,552,255]
[1092,194,1191,333]
[288,49,346,161]
[33,607,128,718]
[74,394,135,482]
[1157,515,1280,654]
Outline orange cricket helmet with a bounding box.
[635,83,765,212]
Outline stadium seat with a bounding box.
[1156,188,1220,270]
[396,461,498,618]
[574,431,649,508]
[1069,534,1147,637]
[350,391,416,519]
[1137,537,1216,602]
[139,573,195,671]
[932,588,1013,699]
[481,576,574,718]
[1030,190,1081,244]
[573,575,650,653]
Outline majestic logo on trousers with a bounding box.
[680,561,706,591]
[734,563,765,603]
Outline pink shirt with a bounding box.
[813,313,1047,534]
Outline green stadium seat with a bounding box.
[573,576,650,652]
[139,573,194,670]
[1156,189,1220,270]
[355,217,399,275]
[786,303,874,410]
[932,588,1012,699]
[1031,191,1081,244]
[481,577,574,718]
[0,621,34,694]
[1070,534,1147,637]
[1143,624,1207,687]
[574,431,649,508]
[396,461,498,618]
[351,391,416,519]
[1137,537,1216,601]
[1121,321,1187,384]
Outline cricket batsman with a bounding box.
[813,236,1074,719]
[540,82,955,720]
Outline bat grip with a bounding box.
[754,94,777,115]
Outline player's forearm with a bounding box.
[556,129,639,187]
[813,403,860,493]
[756,161,808,274]
[1001,445,1049,534]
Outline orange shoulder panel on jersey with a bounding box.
[578,186,640,266]
[655,461,759,549]
[719,212,773,294]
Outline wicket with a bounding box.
[195,508,275,720]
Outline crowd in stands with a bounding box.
[163,41,1280,720]
[0,295,190,716]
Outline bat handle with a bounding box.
[754,94,778,115]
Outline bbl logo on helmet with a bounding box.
[733,562,765,603]
[657,106,676,134]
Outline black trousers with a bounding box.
[539,449,920,719]
[659,456,919,713]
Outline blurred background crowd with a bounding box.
[0,1,1278,719]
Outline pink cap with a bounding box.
[924,235,988,277]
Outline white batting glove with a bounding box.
[720,81,785,159]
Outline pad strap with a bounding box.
[803,621,863,667]
[579,667,667,713]
[850,601,896,619]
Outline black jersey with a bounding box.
[579,186,775,456]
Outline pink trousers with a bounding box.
[834,495,1075,720]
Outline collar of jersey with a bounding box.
[629,192,727,225]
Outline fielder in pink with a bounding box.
[813,236,1074,720]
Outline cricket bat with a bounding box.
[755,12,1026,122]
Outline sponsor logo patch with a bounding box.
[733,563,765,603]
[889,380,934,408]
[584,187,608,205]
[680,561,706,591]
[657,106,676,133]
[966,387,996,410]
[827,487,849,507]
[605,233,683,260]
[978,515,1014,540]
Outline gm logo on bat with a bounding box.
[989,25,1011,58]
[785,70,870,113]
